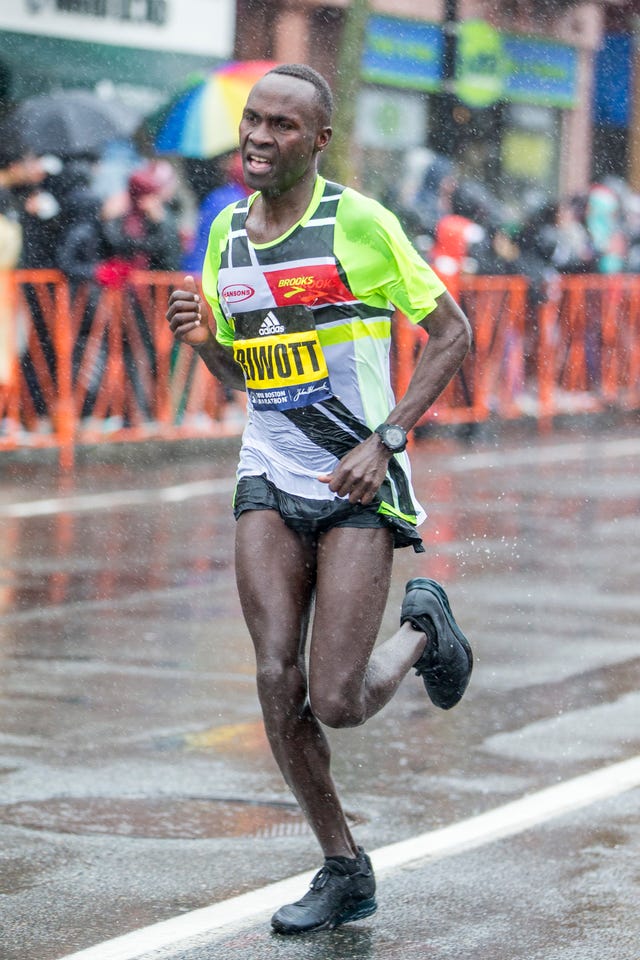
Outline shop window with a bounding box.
[353,85,429,201]
[500,103,560,212]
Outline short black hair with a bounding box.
[266,63,333,125]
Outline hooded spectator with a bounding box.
[586,183,626,274]
[99,164,181,422]
[101,164,181,279]
[553,194,596,275]
[56,184,108,418]
[512,201,560,304]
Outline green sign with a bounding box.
[455,19,505,107]
[362,16,578,110]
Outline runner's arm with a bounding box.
[320,289,471,504]
[194,334,246,392]
[166,277,246,391]
[386,287,471,430]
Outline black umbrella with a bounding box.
[2,89,141,158]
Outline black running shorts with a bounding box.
[233,474,424,552]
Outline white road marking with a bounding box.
[443,435,640,472]
[2,436,639,519]
[54,754,640,960]
[0,479,235,518]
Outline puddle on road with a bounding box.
[0,796,362,840]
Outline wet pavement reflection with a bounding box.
[1,423,639,959]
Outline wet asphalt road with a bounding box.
[0,419,639,960]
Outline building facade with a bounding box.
[234,0,628,208]
[0,1,236,118]
[3,0,639,206]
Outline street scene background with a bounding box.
[1,2,640,958]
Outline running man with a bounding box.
[166,63,473,935]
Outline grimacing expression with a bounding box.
[240,73,331,196]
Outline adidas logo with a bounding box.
[258,312,285,336]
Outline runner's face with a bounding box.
[239,74,330,196]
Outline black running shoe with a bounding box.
[271,847,377,935]
[401,577,473,710]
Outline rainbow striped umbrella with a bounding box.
[154,60,278,158]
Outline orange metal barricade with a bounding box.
[0,269,20,434]
[537,273,640,429]
[394,275,530,428]
[1,269,74,467]
[1,269,639,469]
[54,271,239,449]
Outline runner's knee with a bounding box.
[256,657,307,721]
[310,684,366,729]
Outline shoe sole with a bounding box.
[404,578,473,708]
[333,896,378,928]
[271,897,378,935]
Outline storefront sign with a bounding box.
[455,19,504,108]
[502,35,578,108]
[362,15,578,111]
[355,87,427,149]
[0,0,233,57]
[594,33,631,128]
[362,15,443,92]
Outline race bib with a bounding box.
[233,305,333,411]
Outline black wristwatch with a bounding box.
[374,422,407,453]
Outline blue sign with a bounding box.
[362,15,444,92]
[361,15,578,109]
[502,35,578,108]
[593,33,631,128]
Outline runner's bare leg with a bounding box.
[235,510,357,858]
[235,513,426,859]
[310,526,426,728]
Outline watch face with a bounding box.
[379,424,406,451]
[384,426,405,448]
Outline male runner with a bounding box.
[166,63,473,935]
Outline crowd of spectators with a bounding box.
[384,147,640,302]
[0,149,185,277]
[0,143,240,423]
[1,137,639,427]
[3,140,640,297]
